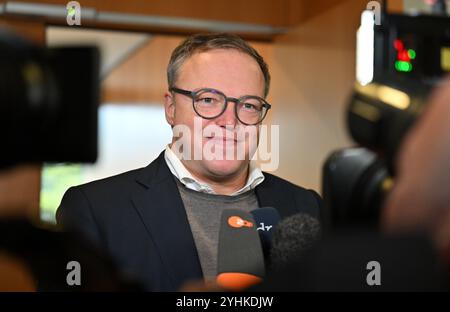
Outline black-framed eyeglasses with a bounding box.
[169,87,271,126]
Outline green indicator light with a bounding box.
[406,63,413,72]
[395,61,413,72]
[408,49,416,60]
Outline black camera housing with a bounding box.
[324,12,450,229]
[349,13,450,170]
[0,30,99,168]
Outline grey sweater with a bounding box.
[175,180,259,279]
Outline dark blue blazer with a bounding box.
[56,151,322,291]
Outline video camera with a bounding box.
[323,7,450,229]
[0,29,99,169]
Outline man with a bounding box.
[57,33,323,291]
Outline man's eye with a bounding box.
[242,103,260,111]
[198,97,216,104]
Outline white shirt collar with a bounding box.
[164,145,264,196]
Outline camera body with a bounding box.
[323,12,450,229]
[351,12,450,166]
[373,13,450,86]
[0,29,99,169]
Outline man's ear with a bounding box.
[164,91,175,126]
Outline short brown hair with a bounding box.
[167,33,271,98]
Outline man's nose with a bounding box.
[215,100,238,127]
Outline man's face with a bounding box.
[164,49,265,182]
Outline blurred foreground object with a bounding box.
[0,28,99,169]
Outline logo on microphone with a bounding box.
[256,222,273,232]
[228,216,254,228]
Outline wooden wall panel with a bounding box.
[0,16,45,43]
[101,35,183,104]
[387,0,404,13]
[3,0,356,37]
[101,35,272,105]
[286,0,348,26]
[268,0,369,192]
[7,0,288,27]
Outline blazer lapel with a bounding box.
[255,174,298,218]
[131,152,203,289]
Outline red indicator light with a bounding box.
[394,39,404,51]
[397,50,411,62]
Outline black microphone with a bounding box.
[216,209,265,291]
[250,207,281,263]
[269,213,321,272]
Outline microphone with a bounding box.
[250,207,281,263]
[269,213,321,272]
[216,209,265,291]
